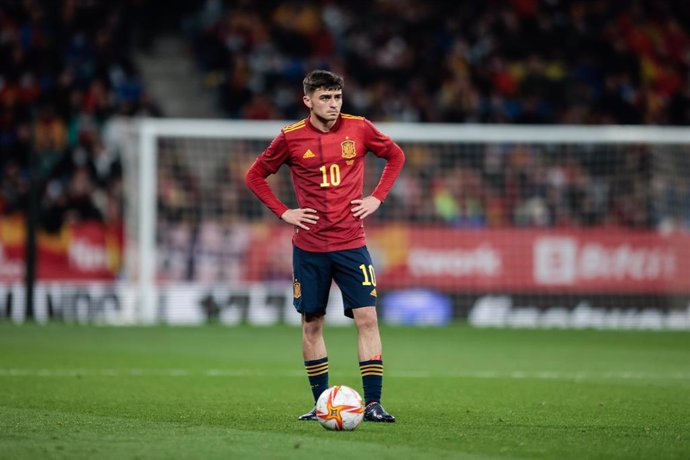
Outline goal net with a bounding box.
[116,120,690,329]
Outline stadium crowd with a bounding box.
[1,0,690,238]
[190,0,690,125]
[0,0,161,233]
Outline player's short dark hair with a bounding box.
[303,70,344,95]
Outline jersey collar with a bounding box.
[306,114,342,133]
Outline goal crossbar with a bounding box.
[139,118,690,144]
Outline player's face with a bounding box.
[304,87,342,123]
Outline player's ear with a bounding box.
[303,95,312,109]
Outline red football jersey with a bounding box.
[246,114,405,252]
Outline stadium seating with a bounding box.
[187,1,690,125]
[0,0,161,231]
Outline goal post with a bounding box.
[117,119,690,328]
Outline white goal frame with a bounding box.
[127,119,690,323]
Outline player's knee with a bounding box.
[302,323,322,339]
[354,308,378,331]
[302,314,325,338]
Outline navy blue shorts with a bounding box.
[293,245,378,318]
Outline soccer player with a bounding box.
[245,70,405,423]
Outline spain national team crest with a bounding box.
[341,139,356,159]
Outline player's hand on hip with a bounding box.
[281,208,318,230]
[350,196,381,220]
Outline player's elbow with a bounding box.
[394,145,406,165]
[245,163,261,190]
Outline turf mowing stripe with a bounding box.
[1,368,688,381]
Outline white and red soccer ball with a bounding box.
[315,385,364,431]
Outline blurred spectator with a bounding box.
[0,160,29,215]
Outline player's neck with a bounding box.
[309,114,337,132]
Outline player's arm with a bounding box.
[245,133,319,229]
[351,121,406,220]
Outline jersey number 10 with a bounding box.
[359,264,376,286]
[319,164,341,187]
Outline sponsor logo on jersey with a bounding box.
[341,139,356,159]
[370,288,377,297]
[303,149,316,159]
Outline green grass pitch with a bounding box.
[1,323,688,459]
